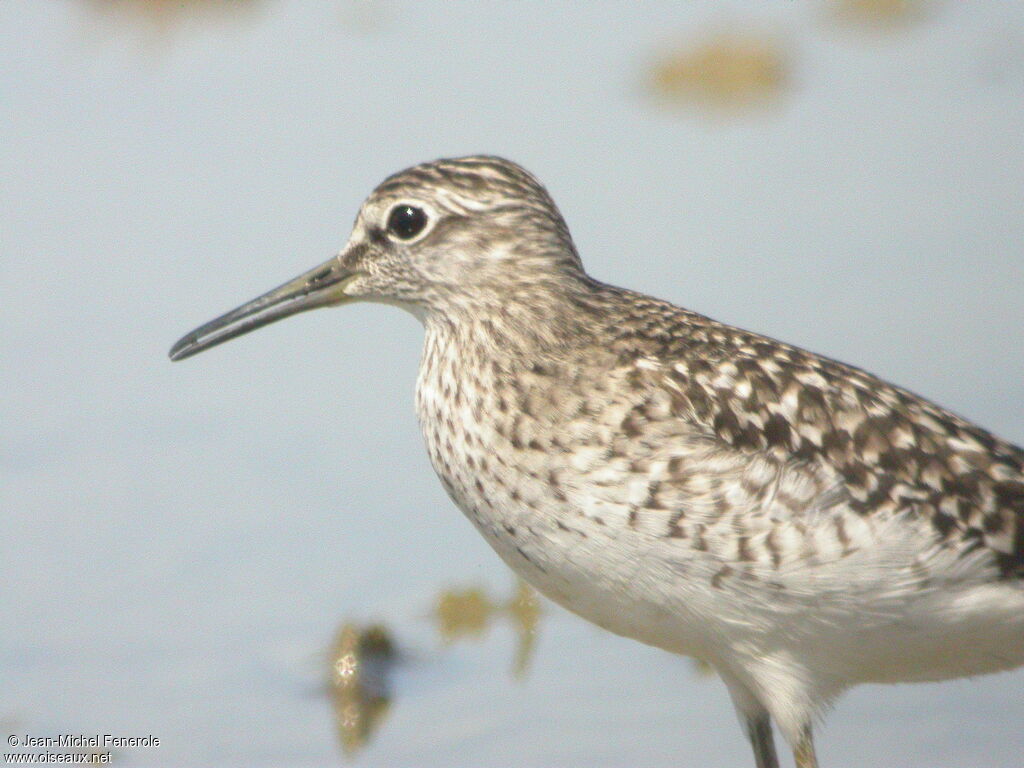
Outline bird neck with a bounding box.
[421,273,601,362]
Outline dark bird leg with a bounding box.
[747,712,780,768]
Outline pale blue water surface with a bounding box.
[2,1,1023,766]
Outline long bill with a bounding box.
[168,255,357,361]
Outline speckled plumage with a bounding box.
[171,156,1024,768]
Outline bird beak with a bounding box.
[168,254,357,361]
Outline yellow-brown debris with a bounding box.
[82,0,262,29]
[434,586,493,643]
[327,622,396,757]
[826,0,928,30]
[648,33,788,109]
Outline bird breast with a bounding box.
[412,327,793,654]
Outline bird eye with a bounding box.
[386,205,428,240]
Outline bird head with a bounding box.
[169,156,582,361]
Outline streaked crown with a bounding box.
[338,156,585,312]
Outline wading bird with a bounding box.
[171,156,1024,768]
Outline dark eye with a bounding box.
[386,205,428,240]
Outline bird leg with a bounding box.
[793,724,818,768]
[746,713,780,768]
[722,671,779,768]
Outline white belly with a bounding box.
[425,423,1024,685]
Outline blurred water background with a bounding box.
[2,1,1023,766]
